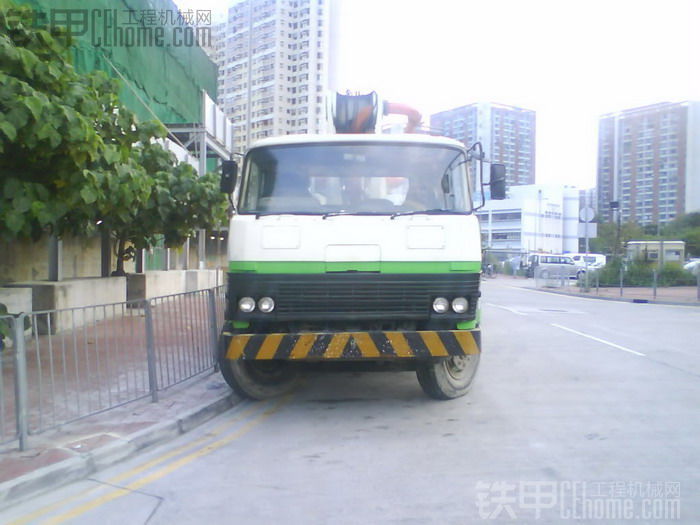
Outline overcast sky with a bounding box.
[176,0,699,189]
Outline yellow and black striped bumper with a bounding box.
[224,330,480,360]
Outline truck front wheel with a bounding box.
[416,355,480,400]
[220,359,300,400]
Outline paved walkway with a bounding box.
[0,371,239,510]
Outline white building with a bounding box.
[477,185,580,255]
[210,0,339,149]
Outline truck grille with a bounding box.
[227,272,480,321]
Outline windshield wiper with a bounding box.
[322,211,388,219]
[253,211,321,219]
[390,209,465,219]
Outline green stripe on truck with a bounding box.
[228,261,481,274]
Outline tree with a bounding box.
[589,221,645,255]
[662,212,700,257]
[1,3,228,275]
[0,4,106,240]
[107,140,227,275]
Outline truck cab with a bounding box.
[218,112,505,400]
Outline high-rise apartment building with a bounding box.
[597,101,700,225]
[210,0,338,149]
[430,103,536,187]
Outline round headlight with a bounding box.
[238,297,256,313]
[452,297,468,314]
[258,297,275,313]
[432,297,449,313]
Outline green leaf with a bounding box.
[36,122,53,140]
[3,178,21,199]
[6,211,25,234]
[80,186,97,204]
[13,194,31,213]
[0,120,16,140]
[103,145,120,164]
[48,128,61,148]
[23,96,43,120]
[6,106,28,129]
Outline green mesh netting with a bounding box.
[18,0,217,124]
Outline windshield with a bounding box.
[238,142,472,215]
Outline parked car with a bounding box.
[526,254,581,279]
[684,259,700,275]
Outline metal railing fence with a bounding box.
[533,266,577,289]
[0,314,19,446]
[0,286,225,451]
[533,266,700,303]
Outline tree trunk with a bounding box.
[112,237,127,276]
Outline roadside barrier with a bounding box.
[0,286,225,451]
[533,266,577,289]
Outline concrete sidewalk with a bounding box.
[492,274,700,305]
[0,371,241,511]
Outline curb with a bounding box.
[0,392,241,511]
[532,287,700,307]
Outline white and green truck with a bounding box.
[218,94,506,400]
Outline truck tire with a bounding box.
[416,355,480,400]
[218,333,300,400]
[220,358,300,400]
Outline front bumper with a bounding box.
[222,329,481,360]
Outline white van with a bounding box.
[567,253,607,271]
[526,254,580,279]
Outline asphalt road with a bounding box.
[3,280,699,524]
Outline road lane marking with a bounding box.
[484,302,527,316]
[41,395,292,524]
[9,401,267,525]
[551,323,646,357]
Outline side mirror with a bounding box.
[489,164,506,200]
[220,160,238,194]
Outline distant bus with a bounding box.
[626,241,685,263]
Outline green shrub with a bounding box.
[625,260,654,286]
[659,263,696,286]
[597,259,697,287]
[597,258,623,286]
[502,261,514,276]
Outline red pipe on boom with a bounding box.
[333,92,423,134]
[384,101,422,133]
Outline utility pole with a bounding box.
[617,206,622,258]
[610,200,620,258]
[657,219,664,269]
